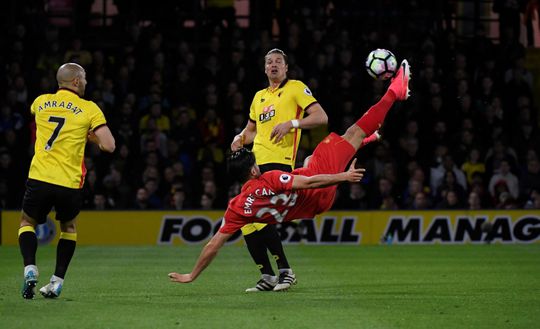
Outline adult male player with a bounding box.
[168,59,411,285]
[231,48,328,291]
[19,63,115,299]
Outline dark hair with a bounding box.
[227,148,256,182]
[265,48,288,64]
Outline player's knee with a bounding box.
[20,211,37,227]
[344,125,365,141]
[60,221,76,233]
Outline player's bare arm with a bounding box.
[88,125,115,152]
[168,231,232,283]
[270,103,328,143]
[292,158,365,190]
[231,121,257,151]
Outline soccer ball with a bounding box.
[365,49,398,80]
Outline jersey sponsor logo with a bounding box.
[279,174,291,184]
[259,105,275,123]
[382,215,540,244]
[158,216,242,244]
[304,87,312,96]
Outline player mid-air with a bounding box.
[168,59,411,286]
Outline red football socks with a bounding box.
[355,89,397,137]
[360,132,379,147]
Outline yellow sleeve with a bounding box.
[249,93,258,122]
[30,96,39,115]
[294,81,318,110]
[88,101,107,130]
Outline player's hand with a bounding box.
[344,158,365,182]
[270,121,293,144]
[231,134,244,151]
[168,272,193,283]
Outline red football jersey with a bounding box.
[220,169,337,234]
[220,133,356,234]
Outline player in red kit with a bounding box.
[168,59,411,285]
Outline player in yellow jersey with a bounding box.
[19,63,115,299]
[231,49,328,291]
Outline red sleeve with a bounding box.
[261,170,294,193]
[218,215,244,234]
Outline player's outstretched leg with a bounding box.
[343,60,411,151]
[389,59,411,101]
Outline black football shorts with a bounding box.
[258,163,293,174]
[22,179,82,224]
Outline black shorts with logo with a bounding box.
[22,179,82,224]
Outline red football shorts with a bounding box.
[294,133,356,213]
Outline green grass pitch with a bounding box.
[1,244,539,329]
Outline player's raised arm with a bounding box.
[168,231,232,283]
[292,158,365,190]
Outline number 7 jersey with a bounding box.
[29,88,107,189]
[220,169,337,234]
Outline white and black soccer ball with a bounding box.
[365,49,398,80]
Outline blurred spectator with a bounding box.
[64,38,92,66]
[170,189,187,210]
[436,190,463,209]
[430,155,467,194]
[485,139,518,177]
[495,191,519,209]
[198,108,225,146]
[488,159,520,200]
[371,177,398,209]
[467,191,483,210]
[524,190,540,209]
[519,157,540,199]
[139,102,170,133]
[93,194,108,210]
[461,148,486,186]
[410,192,432,210]
[133,187,151,210]
[200,193,215,210]
[140,118,168,158]
[336,182,369,209]
[0,104,24,133]
[435,170,467,205]
[144,178,163,209]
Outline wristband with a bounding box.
[291,119,300,128]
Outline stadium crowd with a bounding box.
[0,1,539,211]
